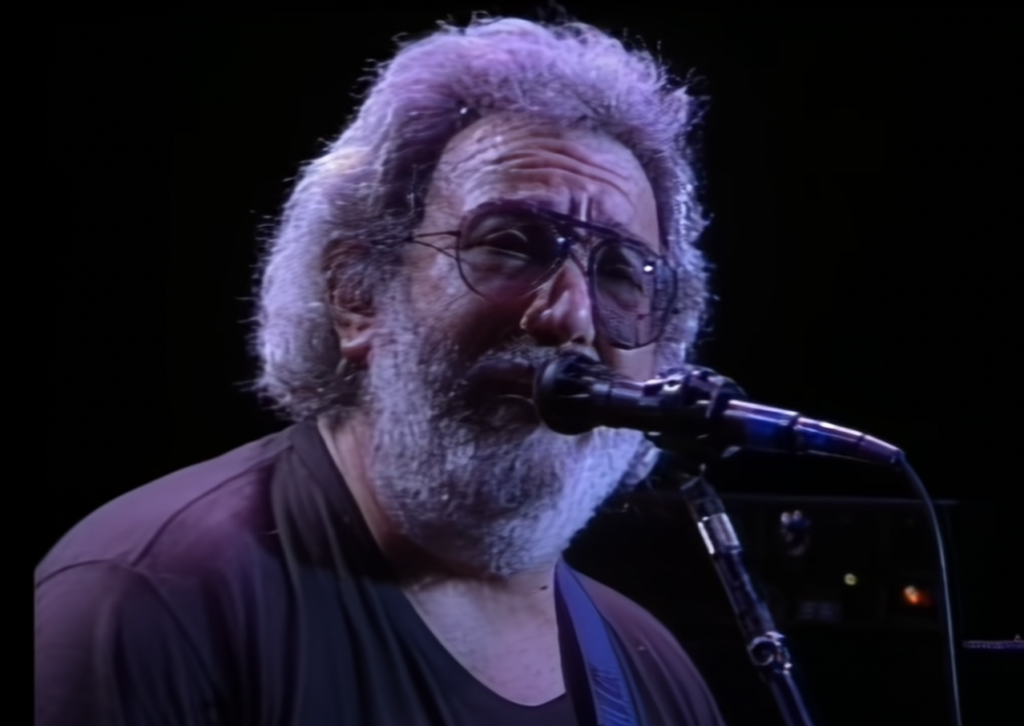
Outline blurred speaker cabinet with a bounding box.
[718,494,956,631]
[571,493,1013,726]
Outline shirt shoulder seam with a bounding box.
[128,437,290,567]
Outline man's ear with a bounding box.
[333,307,375,366]
[326,242,378,366]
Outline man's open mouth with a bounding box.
[464,358,537,401]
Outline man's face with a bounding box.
[410,114,663,383]
[362,115,663,576]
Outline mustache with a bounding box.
[416,338,554,427]
[464,340,603,396]
[476,339,597,369]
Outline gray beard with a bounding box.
[365,290,645,577]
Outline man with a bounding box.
[35,17,725,725]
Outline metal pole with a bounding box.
[675,469,816,726]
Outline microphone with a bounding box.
[533,353,901,467]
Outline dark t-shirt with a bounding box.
[35,422,726,725]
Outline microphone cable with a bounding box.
[895,452,962,726]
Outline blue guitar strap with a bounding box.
[554,560,646,726]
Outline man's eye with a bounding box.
[599,263,642,287]
[477,228,535,255]
[603,264,635,279]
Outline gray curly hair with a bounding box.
[253,17,710,422]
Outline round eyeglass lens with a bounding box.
[591,242,674,348]
[457,212,562,301]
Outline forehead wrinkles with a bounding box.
[488,147,641,203]
[421,117,661,247]
[446,134,642,195]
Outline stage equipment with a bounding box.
[534,354,962,726]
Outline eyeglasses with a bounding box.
[411,200,679,350]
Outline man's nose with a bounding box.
[519,260,596,347]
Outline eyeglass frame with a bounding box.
[409,199,680,350]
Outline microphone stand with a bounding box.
[534,354,957,725]
[655,451,816,726]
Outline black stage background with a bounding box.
[35,5,1019,726]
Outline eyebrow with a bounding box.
[494,196,647,242]
[586,216,639,239]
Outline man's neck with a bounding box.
[318,415,558,580]
[317,415,565,704]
